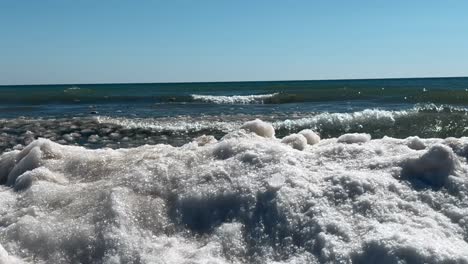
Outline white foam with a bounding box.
[63,86,80,92]
[191,93,278,104]
[275,108,412,132]
[96,108,415,136]
[97,116,240,133]
[0,131,467,263]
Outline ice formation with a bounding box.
[240,119,275,138]
[406,136,426,150]
[298,129,320,145]
[0,121,468,263]
[280,134,307,150]
[337,133,371,144]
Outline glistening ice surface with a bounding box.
[1,120,468,263]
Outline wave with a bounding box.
[2,104,468,154]
[97,108,410,134]
[98,104,468,138]
[3,85,468,105]
[97,108,411,133]
[97,116,241,133]
[191,93,279,104]
[63,86,81,92]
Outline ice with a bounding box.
[240,119,275,138]
[401,144,461,188]
[0,151,19,184]
[193,135,218,146]
[266,173,286,191]
[299,129,320,145]
[406,136,426,150]
[0,243,23,264]
[14,167,67,191]
[0,122,467,263]
[337,133,371,144]
[281,134,307,150]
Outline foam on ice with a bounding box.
[0,121,468,263]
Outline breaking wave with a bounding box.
[98,104,468,138]
[191,93,279,104]
[2,104,468,154]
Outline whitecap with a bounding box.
[191,93,279,104]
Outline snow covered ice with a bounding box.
[0,121,468,263]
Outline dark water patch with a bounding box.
[2,77,468,106]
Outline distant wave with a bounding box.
[3,85,468,105]
[191,93,279,104]
[63,86,81,92]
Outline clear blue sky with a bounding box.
[1,0,467,85]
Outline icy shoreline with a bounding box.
[0,120,467,263]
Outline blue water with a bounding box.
[1,77,468,152]
[1,77,468,118]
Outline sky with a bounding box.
[1,0,468,85]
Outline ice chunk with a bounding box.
[401,144,460,188]
[62,134,74,142]
[298,129,320,145]
[0,151,19,185]
[6,146,42,186]
[193,135,217,146]
[88,134,100,143]
[0,244,22,264]
[337,133,371,144]
[14,167,67,191]
[406,136,426,150]
[240,119,275,138]
[212,141,235,159]
[266,173,285,191]
[281,134,307,150]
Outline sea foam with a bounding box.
[0,121,468,263]
[191,93,279,104]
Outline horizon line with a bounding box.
[1,75,468,87]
